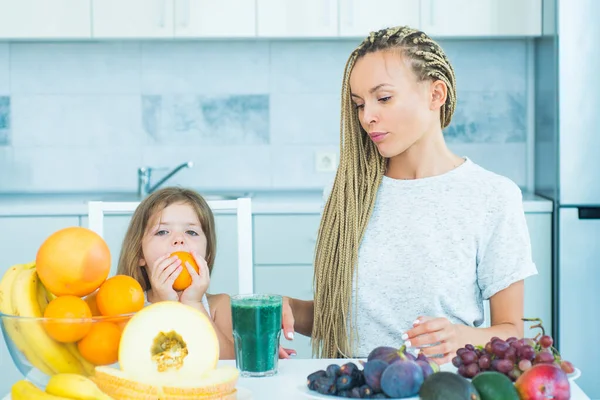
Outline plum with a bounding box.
[336,374,355,391]
[416,359,435,379]
[314,376,337,395]
[380,360,425,398]
[363,359,388,393]
[326,364,342,378]
[306,370,326,390]
[367,346,402,364]
[340,362,360,376]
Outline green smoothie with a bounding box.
[230,294,282,377]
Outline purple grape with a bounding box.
[478,354,491,370]
[510,340,523,350]
[456,348,467,357]
[460,350,477,365]
[490,336,501,343]
[484,342,493,354]
[518,345,535,361]
[452,356,462,368]
[492,341,510,358]
[539,335,554,349]
[465,344,475,351]
[505,347,517,363]
[496,359,514,374]
[457,364,467,377]
[506,337,518,345]
[465,363,480,378]
[518,359,532,372]
[534,350,555,364]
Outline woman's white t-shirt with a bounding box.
[325,157,538,357]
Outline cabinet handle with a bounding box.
[157,0,167,28]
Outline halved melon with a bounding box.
[93,365,239,400]
[119,301,219,384]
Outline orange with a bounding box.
[171,251,199,291]
[77,321,121,365]
[43,295,92,343]
[36,227,111,297]
[96,275,144,317]
[83,290,101,316]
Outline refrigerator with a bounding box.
[535,0,600,397]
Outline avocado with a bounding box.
[471,371,519,400]
[419,372,481,400]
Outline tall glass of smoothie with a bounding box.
[230,294,282,377]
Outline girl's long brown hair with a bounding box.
[312,26,457,358]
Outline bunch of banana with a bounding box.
[12,373,113,400]
[0,262,94,377]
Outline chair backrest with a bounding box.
[87,198,253,295]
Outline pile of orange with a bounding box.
[36,227,145,366]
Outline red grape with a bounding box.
[460,350,477,364]
[495,359,513,374]
[492,340,510,358]
[478,354,491,370]
[518,359,532,372]
[452,356,462,368]
[534,350,555,364]
[539,335,553,349]
[560,360,575,374]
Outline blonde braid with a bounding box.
[312,26,457,358]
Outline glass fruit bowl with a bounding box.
[0,312,135,389]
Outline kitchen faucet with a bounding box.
[137,161,194,198]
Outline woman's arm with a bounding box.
[285,298,314,338]
[185,294,235,360]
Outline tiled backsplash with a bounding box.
[0,38,529,192]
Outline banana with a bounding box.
[11,267,85,374]
[11,380,71,400]
[0,263,55,376]
[46,373,114,400]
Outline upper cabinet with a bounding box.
[174,0,256,38]
[257,0,338,37]
[421,0,542,37]
[92,0,175,38]
[0,0,91,39]
[339,0,421,37]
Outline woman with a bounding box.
[279,26,537,364]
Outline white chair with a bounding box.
[87,198,254,294]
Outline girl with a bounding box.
[280,25,538,364]
[116,186,235,359]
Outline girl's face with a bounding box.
[138,202,207,271]
[349,50,444,158]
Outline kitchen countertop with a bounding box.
[0,189,553,217]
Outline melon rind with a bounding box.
[118,301,219,382]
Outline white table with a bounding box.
[226,358,590,400]
[3,358,590,399]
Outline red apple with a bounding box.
[515,363,570,400]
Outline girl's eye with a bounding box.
[379,96,391,102]
[186,230,199,236]
[155,230,168,236]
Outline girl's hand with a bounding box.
[147,253,182,302]
[179,251,210,305]
[402,316,459,365]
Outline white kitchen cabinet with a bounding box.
[174,0,256,38]
[339,0,421,37]
[256,0,338,37]
[421,0,542,37]
[0,0,91,39]
[0,215,80,396]
[92,0,174,38]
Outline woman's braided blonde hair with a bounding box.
[311,26,458,358]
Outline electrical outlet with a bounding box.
[315,151,338,172]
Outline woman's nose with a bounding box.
[361,106,379,126]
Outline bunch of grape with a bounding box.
[453,333,575,382]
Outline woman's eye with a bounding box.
[186,230,199,236]
[379,96,391,103]
[354,104,364,110]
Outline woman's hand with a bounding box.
[279,296,297,358]
[179,251,210,305]
[147,253,182,302]
[402,316,459,365]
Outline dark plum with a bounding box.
[359,385,373,397]
[326,364,341,378]
[380,360,424,398]
[336,374,355,391]
[367,346,401,364]
[349,387,362,398]
[340,362,360,376]
[306,370,326,390]
[363,359,387,393]
[314,376,336,395]
[415,359,435,379]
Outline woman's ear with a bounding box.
[430,80,447,110]
[138,257,146,267]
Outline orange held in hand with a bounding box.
[171,251,199,291]
[43,295,92,343]
[36,226,111,297]
[77,321,121,365]
[96,275,145,317]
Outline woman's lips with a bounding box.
[369,132,387,142]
